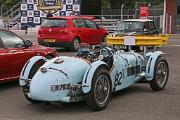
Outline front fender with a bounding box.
[82,61,108,93]
[19,56,46,86]
[145,51,165,81]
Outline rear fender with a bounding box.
[82,61,108,93]
[145,51,165,81]
[19,56,46,86]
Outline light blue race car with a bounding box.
[19,45,169,111]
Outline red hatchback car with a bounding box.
[38,16,108,51]
[0,29,57,82]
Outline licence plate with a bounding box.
[44,39,55,42]
[51,84,70,92]
[50,84,79,92]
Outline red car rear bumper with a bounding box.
[38,39,72,48]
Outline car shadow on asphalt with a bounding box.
[55,48,77,56]
[55,48,74,52]
[112,84,152,97]
[0,81,19,90]
[24,84,154,113]
[56,48,69,52]
[25,100,90,113]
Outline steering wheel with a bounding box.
[93,47,113,67]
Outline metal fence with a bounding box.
[1,2,21,29]
[92,14,165,33]
[100,7,165,33]
[93,15,134,33]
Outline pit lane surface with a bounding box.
[0,31,180,120]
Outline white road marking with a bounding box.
[167,45,180,47]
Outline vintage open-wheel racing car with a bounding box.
[19,32,169,111]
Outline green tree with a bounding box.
[0,0,20,8]
[102,0,111,9]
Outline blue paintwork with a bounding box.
[82,61,108,93]
[19,49,165,103]
[145,51,164,81]
[110,51,145,91]
[19,56,47,86]
[28,56,89,101]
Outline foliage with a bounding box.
[102,0,111,8]
[0,0,20,8]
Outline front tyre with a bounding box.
[86,68,112,111]
[149,56,169,91]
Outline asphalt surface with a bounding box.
[0,31,180,120]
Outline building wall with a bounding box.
[175,0,180,33]
[166,0,175,33]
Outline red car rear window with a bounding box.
[41,19,67,28]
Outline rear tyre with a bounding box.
[149,56,169,91]
[70,38,80,52]
[23,60,45,103]
[86,67,112,111]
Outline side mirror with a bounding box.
[24,40,33,47]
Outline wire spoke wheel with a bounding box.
[149,56,169,91]
[156,62,168,87]
[94,75,110,105]
[86,68,112,111]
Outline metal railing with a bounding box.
[92,15,134,33]
[1,2,21,29]
[2,2,21,17]
[92,15,164,33]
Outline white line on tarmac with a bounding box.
[167,45,180,47]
